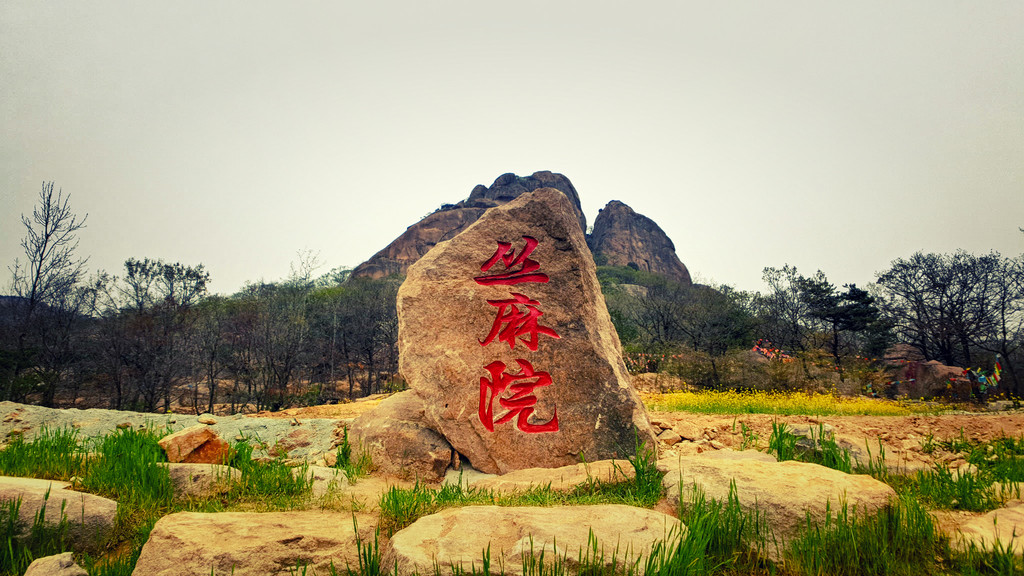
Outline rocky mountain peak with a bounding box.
[350,172,691,284]
[465,171,586,232]
[351,171,585,279]
[588,200,692,285]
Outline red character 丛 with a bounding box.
[474,236,549,286]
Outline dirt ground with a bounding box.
[249,394,387,420]
[650,411,1024,470]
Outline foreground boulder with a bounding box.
[131,511,365,576]
[24,553,87,576]
[0,476,117,553]
[661,451,896,553]
[158,424,231,464]
[950,501,1024,554]
[348,391,454,482]
[398,187,657,474]
[385,505,682,576]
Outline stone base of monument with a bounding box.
[348,391,455,483]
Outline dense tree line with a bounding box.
[2,183,1021,409]
[0,183,399,412]
[874,250,1024,394]
[602,250,1022,396]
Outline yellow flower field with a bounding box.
[643,389,943,416]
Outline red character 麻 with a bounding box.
[479,359,559,433]
[480,292,560,351]
[474,236,549,286]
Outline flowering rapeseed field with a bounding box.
[644,389,941,416]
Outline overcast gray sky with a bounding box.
[2,1,1022,296]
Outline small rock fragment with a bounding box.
[24,552,88,576]
[658,430,682,446]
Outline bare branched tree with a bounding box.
[9,182,88,319]
[5,182,88,401]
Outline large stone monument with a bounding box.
[397,187,657,474]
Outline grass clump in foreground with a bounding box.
[370,480,1018,576]
[787,495,943,576]
[0,427,85,482]
[0,426,172,576]
[645,389,939,416]
[893,431,1024,513]
[334,427,373,480]
[0,493,71,576]
[767,421,856,474]
[766,421,1021,513]
[0,426,324,575]
[379,444,664,536]
[225,437,313,509]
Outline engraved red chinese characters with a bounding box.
[479,292,560,351]
[479,359,559,433]
[474,236,549,286]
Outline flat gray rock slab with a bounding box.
[385,505,683,576]
[0,401,343,462]
[0,475,117,553]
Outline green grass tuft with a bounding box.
[379,445,665,537]
[787,494,944,576]
[0,427,85,481]
[226,437,313,508]
[679,481,775,572]
[334,428,373,481]
[0,491,71,576]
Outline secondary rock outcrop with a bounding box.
[352,171,586,279]
[348,390,455,482]
[158,424,231,464]
[398,188,657,474]
[588,200,692,285]
[951,501,1024,554]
